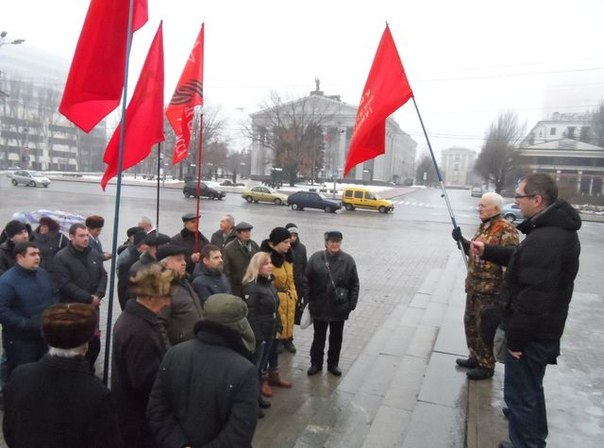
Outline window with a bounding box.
[345,191,353,198]
[354,191,363,199]
[566,127,576,139]
[550,128,556,136]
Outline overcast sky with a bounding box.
[2,0,604,158]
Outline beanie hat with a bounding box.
[42,303,97,349]
[285,222,299,235]
[5,220,27,239]
[269,227,291,245]
[202,294,256,353]
[129,264,175,298]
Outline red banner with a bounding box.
[344,25,413,176]
[167,24,205,165]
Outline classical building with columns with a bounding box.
[249,81,417,184]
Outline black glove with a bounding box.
[451,227,462,242]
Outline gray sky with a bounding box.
[2,0,604,157]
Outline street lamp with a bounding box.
[0,31,25,48]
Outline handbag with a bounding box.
[294,298,305,325]
[493,325,507,363]
[300,303,312,329]
[324,252,349,305]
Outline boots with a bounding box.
[283,339,297,353]
[261,374,273,398]
[268,369,292,388]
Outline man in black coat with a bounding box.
[51,223,107,371]
[116,231,148,310]
[3,303,123,448]
[171,212,210,276]
[471,174,581,448]
[112,265,174,448]
[192,244,230,307]
[0,220,30,276]
[305,231,360,377]
[147,293,258,447]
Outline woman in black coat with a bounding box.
[32,217,68,270]
[241,251,281,412]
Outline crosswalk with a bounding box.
[391,199,477,211]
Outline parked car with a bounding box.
[470,186,484,197]
[287,191,341,213]
[241,186,288,205]
[341,187,394,213]
[11,170,51,188]
[502,203,524,222]
[183,181,226,200]
[219,179,245,187]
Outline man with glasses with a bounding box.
[471,174,581,448]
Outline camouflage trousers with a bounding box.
[463,292,501,369]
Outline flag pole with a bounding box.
[194,110,204,253]
[156,142,161,232]
[102,0,136,385]
[411,96,468,270]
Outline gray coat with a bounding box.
[157,278,203,347]
[223,238,260,297]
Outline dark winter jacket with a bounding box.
[3,354,124,448]
[191,264,231,307]
[483,200,581,352]
[157,277,203,347]
[31,230,68,270]
[0,239,17,276]
[116,246,142,310]
[171,228,210,276]
[210,229,237,250]
[111,300,166,448]
[128,251,158,278]
[305,249,360,322]
[223,238,260,297]
[51,244,108,303]
[290,238,308,300]
[147,321,258,448]
[241,275,281,342]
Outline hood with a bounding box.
[517,200,582,234]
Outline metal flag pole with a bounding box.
[156,142,161,231]
[194,110,204,253]
[103,0,136,385]
[411,96,468,270]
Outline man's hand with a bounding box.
[509,350,522,359]
[191,252,200,263]
[103,252,112,261]
[451,227,463,242]
[471,241,485,257]
[91,295,101,307]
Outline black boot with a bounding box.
[258,396,271,409]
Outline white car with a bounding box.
[10,170,51,188]
[502,203,524,222]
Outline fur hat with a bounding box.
[39,217,60,233]
[129,264,175,298]
[324,230,343,241]
[42,303,97,349]
[85,215,104,229]
[202,294,256,353]
[5,220,27,239]
[269,226,291,245]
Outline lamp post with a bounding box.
[0,31,25,48]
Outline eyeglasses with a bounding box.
[514,194,536,199]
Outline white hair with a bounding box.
[139,216,153,226]
[48,344,88,358]
[481,192,504,210]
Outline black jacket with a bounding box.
[111,300,166,448]
[171,228,210,276]
[290,238,308,300]
[3,355,123,448]
[116,246,142,309]
[210,229,237,250]
[483,200,581,351]
[305,249,360,322]
[0,239,17,276]
[128,251,158,278]
[51,244,108,303]
[191,264,231,307]
[147,321,258,448]
[241,275,281,342]
[32,230,68,270]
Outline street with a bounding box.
[0,176,602,447]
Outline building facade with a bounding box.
[440,147,477,187]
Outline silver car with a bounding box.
[502,203,524,222]
[11,170,51,188]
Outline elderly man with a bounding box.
[472,174,581,448]
[171,213,210,276]
[129,233,171,278]
[86,215,111,261]
[157,244,203,347]
[192,244,230,307]
[210,215,237,250]
[452,192,519,380]
[223,222,260,297]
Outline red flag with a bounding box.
[167,24,204,165]
[59,0,148,132]
[344,25,413,176]
[100,22,164,190]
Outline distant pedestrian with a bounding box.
[85,215,111,261]
[31,217,68,270]
[305,231,360,377]
[112,265,175,448]
[223,221,260,297]
[192,244,230,307]
[171,212,210,276]
[147,293,258,447]
[472,174,581,448]
[451,192,519,380]
[3,303,123,448]
[0,242,57,378]
[210,214,237,250]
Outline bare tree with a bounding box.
[415,151,438,185]
[591,99,604,147]
[245,92,334,185]
[474,111,525,193]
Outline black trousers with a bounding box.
[310,319,345,368]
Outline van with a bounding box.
[341,187,394,213]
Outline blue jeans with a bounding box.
[504,340,560,448]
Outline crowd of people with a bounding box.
[0,208,360,447]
